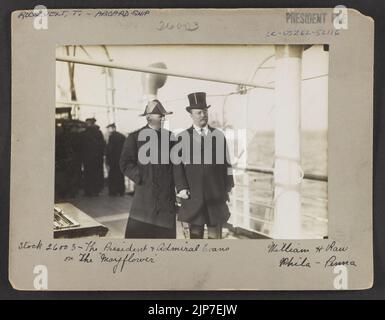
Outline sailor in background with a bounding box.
[67,121,84,197]
[177,92,234,239]
[106,123,126,196]
[81,117,106,197]
[119,100,190,239]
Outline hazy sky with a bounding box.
[56,45,328,134]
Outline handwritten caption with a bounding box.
[17,10,199,32]
[18,239,357,274]
[17,9,151,19]
[18,240,229,274]
[267,240,357,269]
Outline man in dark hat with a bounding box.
[175,92,234,239]
[80,117,106,196]
[106,123,126,196]
[119,100,189,239]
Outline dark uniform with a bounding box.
[55,124,71,200]
[67,126,83,197]
[106,130,126,196]
[55,121,84,200]
[81,124,106,196]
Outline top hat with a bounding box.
[139,99,173,117]
[186,92,211,112]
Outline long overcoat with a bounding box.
[119,125,188,229]
[176,126,234,226]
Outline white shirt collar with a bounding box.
[193,124,209,135]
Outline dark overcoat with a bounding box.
[80,125,105,195]
[119,125,188,229]
[176,126,234,226]
[106,131,126,195]
[106,131,126,166]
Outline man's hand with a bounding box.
[177,189,191,200]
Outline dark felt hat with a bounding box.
[186,92,211,112]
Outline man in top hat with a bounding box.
[80,117,106,197]
[119,100,190,238]
[175,92,234,239]
[106,123,126,196]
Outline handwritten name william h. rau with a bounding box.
[267,241,311,268]
[267,241,310,254]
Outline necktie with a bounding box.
[200,128,205,164]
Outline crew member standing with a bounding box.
[81,117,106,197]
[106,123,126,196]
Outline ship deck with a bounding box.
[61,188,244,239]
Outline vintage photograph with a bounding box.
[54,44,329,240]
[9,7,373,291]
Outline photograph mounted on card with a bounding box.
[10,8,373,290]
